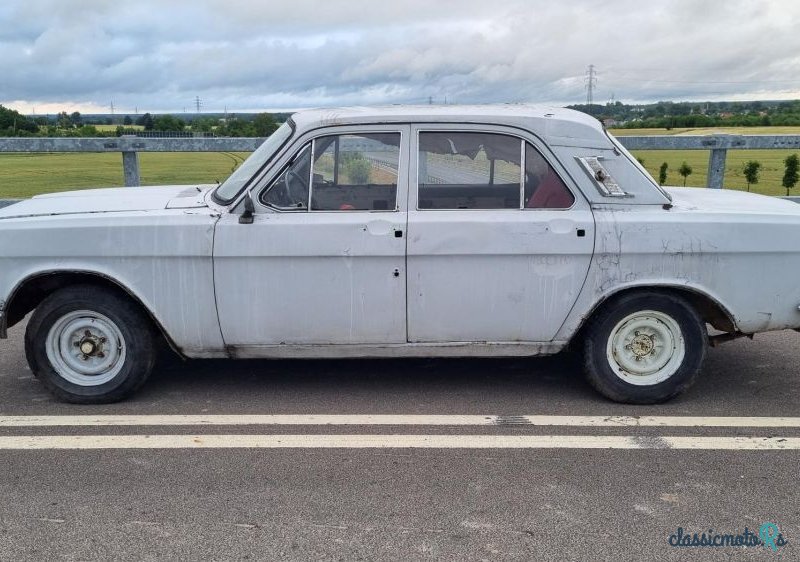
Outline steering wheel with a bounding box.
[283,169,307,207]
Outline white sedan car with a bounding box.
[1,105,799,404]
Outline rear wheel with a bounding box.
[582,292,707,404]
[25,285,156,404]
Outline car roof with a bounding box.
[289,104,609,148]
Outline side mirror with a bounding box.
[238,191,255,224]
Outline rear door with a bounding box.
[406,124,594,343]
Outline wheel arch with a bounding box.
[2,269,183,356]
[570,284,737,344]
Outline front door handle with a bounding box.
[365,220,402,236]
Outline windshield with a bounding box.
[213,120,295,204]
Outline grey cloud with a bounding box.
[1,0,799,112]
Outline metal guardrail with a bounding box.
[1,134,799,189]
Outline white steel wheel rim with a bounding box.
[45,310,127,386]
[606,310,685,386]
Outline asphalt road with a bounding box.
[0,320,799,561]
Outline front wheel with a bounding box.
[582,292,707,404]
[25,285,156,404]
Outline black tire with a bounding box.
[582,291,707,404]
[24,285,157,404]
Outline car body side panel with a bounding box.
[213,211,408,346]
[407,209,595,342]
[556,203,800,341]
[0,210,225,356]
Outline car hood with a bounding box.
[664,186,800,215]
[0,185,214,220]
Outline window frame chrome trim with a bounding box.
[413,128,577,212]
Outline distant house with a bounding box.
[602,118,619,128]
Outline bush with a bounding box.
[342,153,371,184]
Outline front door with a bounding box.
[406,126,594,343]
[214,126,409,348]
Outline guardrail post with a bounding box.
[706,148,727,189]
[122,151,140,187]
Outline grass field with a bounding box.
[609,126,800,195]
[2,125,800,198]
[630,149,800,195]
[0,152,249,198]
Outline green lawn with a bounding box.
[631,149,798,195]
[0,152,250,198]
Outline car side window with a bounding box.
[261,144,312,210]
[417,132,522,210]
[525,143,575,209]
[310,133,400,211]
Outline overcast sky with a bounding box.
[1,0,799,115]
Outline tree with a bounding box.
[152,114,186,132]
[123,115,133,126]
[658,162,669,186]
[252,113,279,137]
[76,125,98,136]
[190,117,215,133]
[135,112,154,130]
[217,116,255,137]
[70,111,82,127]
[742,160,761,192]
[678,161,692,186]
[783,154,799,196]
[56,111,72,129]
[0,104,38,134]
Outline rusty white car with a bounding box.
[1,105,799,404]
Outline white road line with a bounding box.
[0,434,798,450]
[1,415,800,427]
